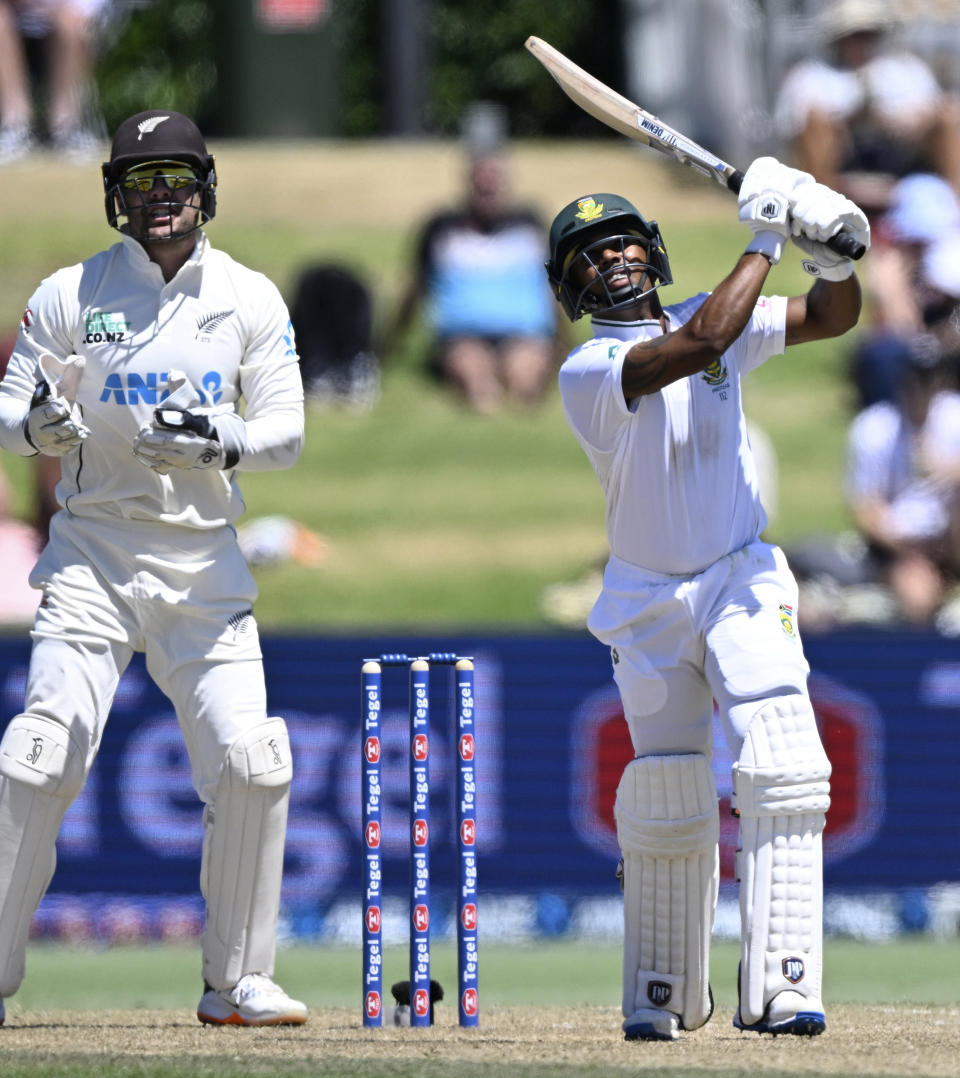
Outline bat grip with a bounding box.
[726,169,866,261]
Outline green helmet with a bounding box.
[545,193,673,321]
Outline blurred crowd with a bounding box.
[0,0,113,162]
[772,0,960,634]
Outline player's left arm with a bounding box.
[233,279,305,472]
[784,181,869,345]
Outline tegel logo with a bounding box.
[99,370,223,405]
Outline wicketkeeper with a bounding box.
[545,158,869,1039]
[0,110,307,1026]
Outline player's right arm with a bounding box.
[621,157,812,401]
[0,273,85,456]
[620,252,775,400]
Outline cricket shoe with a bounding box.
[197,974,307,1026]
[623,1007,680,1041]
[734,990,825,1036]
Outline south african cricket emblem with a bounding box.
[779,603,796,637]
[701,358,728,388]
[575,197,604,222]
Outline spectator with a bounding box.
[0,0,109,162]
[387,102,563,413]
[848,173,960,412]
[774,0,960,217]
[846,339,960,626]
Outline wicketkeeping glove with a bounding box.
[738,156,816,265]
[131,370,247,475]
[23,353,91,456]
[790,182,871,281]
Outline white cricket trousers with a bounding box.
[25,511,269,798]
[587,538,811,760]
[0,510,279,997]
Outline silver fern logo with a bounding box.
[196,309,234,342]
[137,115,170,140]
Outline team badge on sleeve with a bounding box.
[20,308,32,332]
[779,603,796,637]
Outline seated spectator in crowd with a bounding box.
[774,0,960,217]
[918,230,960,379]
[846,340,960,626]
[387,103,563,413]
[849,172,960,408]
[0,0,109,162]
[869,173,960,333]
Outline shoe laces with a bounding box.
[232,973,282,1004]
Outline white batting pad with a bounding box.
[200,716,293,991]
[0,714,86,996]
[615,753,719,1034]
[732,695,831,1026]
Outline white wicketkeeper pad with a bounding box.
[200,716,293,991]
[732,695,831,1025]
[0,714,87,997]
[614,754,719,1031]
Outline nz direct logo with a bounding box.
[84,312,130,343]
[99,370,224,405]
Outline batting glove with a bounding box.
[23,357,91,456]
[790,183,871,281]
[739,156,815,203]
[738,156,815,266]
[132,407,247,474]
[739,190,792,264]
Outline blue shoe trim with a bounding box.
[735,1009,825,1036]
[623,1021,676,1042]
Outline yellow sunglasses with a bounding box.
[122,162,197,193]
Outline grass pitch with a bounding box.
[1,940,958,1077]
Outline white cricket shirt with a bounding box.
[0,232,304,529]
[559,292,787,575]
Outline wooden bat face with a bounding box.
[525,36,651,143]
[524,35,735,189]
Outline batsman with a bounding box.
[546,159,869,1039]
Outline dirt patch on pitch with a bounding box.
[1,1004,958,1077]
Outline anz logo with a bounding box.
[99,370,224,405]
[282,319,297,358]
